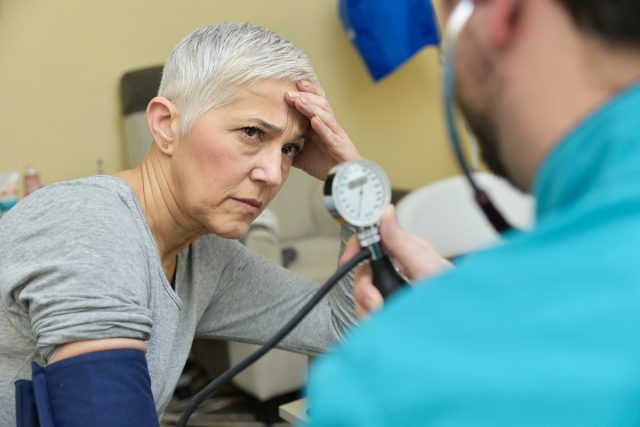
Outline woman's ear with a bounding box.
[146,96,180,156]
[489,0,523,50]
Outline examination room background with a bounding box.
[0,0,459,192]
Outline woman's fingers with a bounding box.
[286,91,333,119]
[285,81,360,179]
[296,80,326,99]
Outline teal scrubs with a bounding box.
[305,82,640,427]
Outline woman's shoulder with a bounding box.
[0,175,146,246]
[3,175,139,223]
[0,175,153,301]
[32,175,138,208]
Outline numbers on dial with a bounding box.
[333,160,390,227]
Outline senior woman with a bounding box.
[0,22,360,425]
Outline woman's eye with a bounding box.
[241,126,263,139]
[282,143,302,158]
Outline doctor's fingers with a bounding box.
[339,236,384,318]
[339,235,362,267]
[380,206,452,281]
[353,263,384,318]
[383,229,450,281]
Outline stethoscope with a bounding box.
[177,1,511,425]
[442,0,513,233]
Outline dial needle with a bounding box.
[357,187,364,217]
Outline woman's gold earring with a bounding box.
[162,143,169,150]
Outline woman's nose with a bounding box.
[250,147,284,187]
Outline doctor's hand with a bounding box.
[285,81,360,180]
[341,205,452,318]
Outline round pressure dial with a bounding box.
[324,159,391,228]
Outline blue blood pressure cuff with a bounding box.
[339,0,440,81]
[15,349,159,427]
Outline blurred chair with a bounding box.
[266,167,342,281]
[396,172,535,259]
[120,66,163,167]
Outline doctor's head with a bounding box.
[437,0,640,190]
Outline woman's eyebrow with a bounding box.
[247,118,306,141]
[249,118,283,134]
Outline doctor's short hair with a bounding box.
[158,22,319,136]
[557,0,640,47]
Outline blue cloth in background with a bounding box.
[339,0,440,81]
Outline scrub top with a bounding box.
[305,82,640,426]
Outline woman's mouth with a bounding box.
[232,198,263,215]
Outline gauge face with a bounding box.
[329,159,391,227]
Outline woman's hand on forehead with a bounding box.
[285,81,360,180]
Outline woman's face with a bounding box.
[170,79,308,238]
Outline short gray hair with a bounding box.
[158,22,319,135]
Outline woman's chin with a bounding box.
[209,222,250,240]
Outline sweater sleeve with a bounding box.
[193,226,356,356]
[0,183,153,362]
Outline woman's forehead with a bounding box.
[219,80,308,129]
[235,79,298,103]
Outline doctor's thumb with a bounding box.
[379,205,417,261]
[379,205,403,242]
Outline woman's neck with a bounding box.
[114,148,205,283]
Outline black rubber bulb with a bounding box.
[370,255,408,298]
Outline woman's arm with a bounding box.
[1,181,158,425]
[193,233,356,356]
[50,338,148,363]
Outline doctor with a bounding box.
[306,0,640,425]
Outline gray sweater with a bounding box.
[0,176,355,424]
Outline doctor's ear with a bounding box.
[489,0,523,49]
[146,96,180,155]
